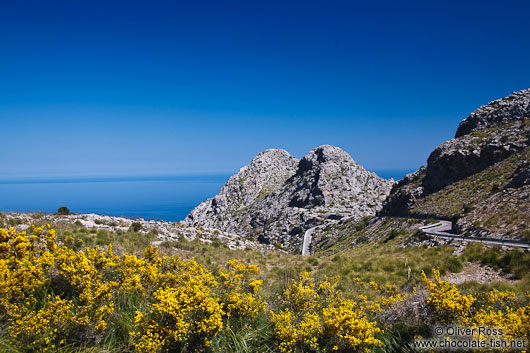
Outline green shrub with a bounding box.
[462,204,473,214]
[129,222,143,232]
[212,239,228,249]
[446,257,463,273]
[382,264,395,273]
[306,257,319,266]
[57,206,70,215]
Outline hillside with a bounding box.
[1,212,529,353]
[381,89,530,241]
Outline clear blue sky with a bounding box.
[2,0,529,179]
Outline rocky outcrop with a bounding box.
[3,212,272,251]
[422,119,529,192]
[381,88,530,229]
[184,149,299,229]
[185,145,394,251]
[421,89,530,193]
[379,168,426,217]
[455,89,530,138]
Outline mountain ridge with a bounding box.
[184,145,393,250]
[381,88,530,240]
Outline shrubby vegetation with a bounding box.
[0,225,529,352]
[57,207,71,215]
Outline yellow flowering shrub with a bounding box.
[219,259,266,318]
[8,296,74,352]
[282,272,319,311]
[2,224,530,353]
[131,282,224,352]
[270,273,322,352]
[487,288,517,306]
[422,269,475,322]
[54,245,117,331]
[323,298,383,352]
[0,227,72,350]
[270,309,323,353]
[470,290,530,343]
[119,253,158,293]
[271,272,383,353]
[421,270,529,350]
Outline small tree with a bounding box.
[57,206,70,215]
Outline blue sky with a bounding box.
[2,0,529,179]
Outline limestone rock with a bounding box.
[380,168,426,217]
[381,88,530,223]
[185,145,394,251]
[183,149,299,229]
[422,120,529,192]
[456,88,530,138]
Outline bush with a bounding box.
[129,222,142,232]
[306,257,319,266]
[446,257,464,273]
[2,225,530,353]
[57,206,70,215]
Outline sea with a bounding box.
[0,170,412,222]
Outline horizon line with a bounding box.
[0,168,415,185]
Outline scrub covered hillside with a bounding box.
[1,224,529,353]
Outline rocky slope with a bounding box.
[184,149,299,230]
[381,88,530,240]
[1,212,271,251]
[184,145,394,251]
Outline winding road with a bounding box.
[419,221,530,249]
[301,226,318,256]
[301,219,530,255]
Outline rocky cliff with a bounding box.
[184,145,393,251]
[423,89,529,193]
[184,149,299,230]
[381,88,530,240]
[455,88,530,138]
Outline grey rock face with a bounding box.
[456,89,530,138]
[183,149,299,229]
[381,88,530,216]
[380,168,426,217]
[185,145,394,251]
[422,121,529,192]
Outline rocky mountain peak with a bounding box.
[456,88,530,138]
[184,145,394,251]
[183,149,298,228]
[250,148,293,165]
[287,145,390,210]
[297,145,354,172]
[228,148,297,203]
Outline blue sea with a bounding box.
[0,170,411,222]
